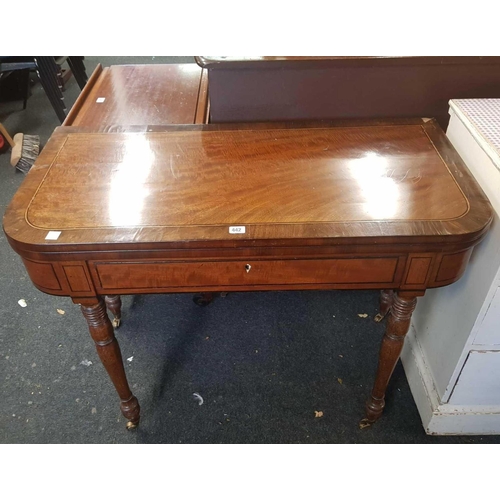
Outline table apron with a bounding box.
[20,248,473,297]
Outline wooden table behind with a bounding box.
[64,63,209,129]
[196,56,500,130]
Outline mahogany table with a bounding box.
[64,63,209,129]
[3,119,492,430]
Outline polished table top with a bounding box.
[64,64,208,129]
[4,119,490,252]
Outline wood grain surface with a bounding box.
[66,64,205,128]
[5,119,490,251]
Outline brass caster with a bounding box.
[374,313,385,323]
[126,421,138,430]
[112,317,121,328]
[359,418,373,430]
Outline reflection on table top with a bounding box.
[3,119,492,249]
[69,64,205,128]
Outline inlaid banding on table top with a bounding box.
[25,125,469,231]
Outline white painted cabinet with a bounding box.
[449,351,500,406]
[474,287,500,346]
[401,99,500,435]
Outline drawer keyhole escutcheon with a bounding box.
[245,264,252,273]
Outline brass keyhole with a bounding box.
[245,264,252,273]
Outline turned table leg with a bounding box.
[374,289,394,322]
[105,295,122,328]
[361,291,419,428]
[80,298,140,429]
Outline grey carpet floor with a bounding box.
[1,56,498,443]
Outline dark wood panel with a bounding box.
[198,56,500,129]
[196,56,500,69]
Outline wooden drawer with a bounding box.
[92,257,399,292]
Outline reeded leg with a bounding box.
[360,291,419,428]
[80,298,140,429]
[105,295,122,328]
[374,289,394,322]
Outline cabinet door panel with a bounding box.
[449,351,500,405]
[474,287,500,345]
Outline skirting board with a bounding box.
[401,324,500,435]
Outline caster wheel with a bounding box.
[359,418,373,430]
[193,293,214,306]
